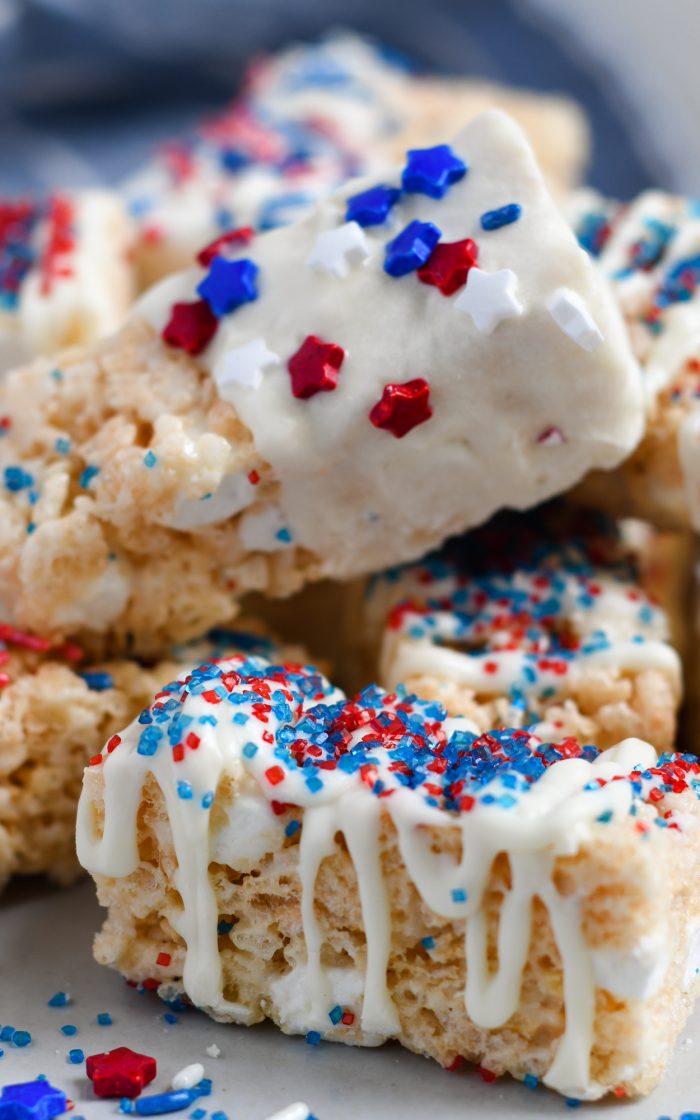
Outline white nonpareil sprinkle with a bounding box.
[306,221,371,278]
[454,266,523,333]
[205,1042,221,1058]
[547,287,604,352]
[172,1062,205,1090]
[263,1104,311,1120]
[214,337,279,395]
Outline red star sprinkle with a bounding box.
[196,226,255,267]
[417,238,478,295]
[162,300,218,355]
[86,1046,157,1099]
[287,335,345,399]
[369,378,433,438]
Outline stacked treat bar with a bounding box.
[5,28,700,1108]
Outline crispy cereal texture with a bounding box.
[0,320,324,659]
[0,624,309,889]
[88,770,700,1099]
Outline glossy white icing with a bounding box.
[136,111,641,579]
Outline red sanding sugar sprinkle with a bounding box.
[39,195,76,297]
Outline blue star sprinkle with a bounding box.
[0,1081,67,1120]
[345,184,401,227]
[197,258,259,317]
[384,220,441,278]
[401,144,467,199]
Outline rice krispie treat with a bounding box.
[358,507,683,751]
[78,654,700,1101]
[0,111,642,657]
[0,621,302,891]
[568,189,700,530]
[127,32,589,287]
[0,192,135,372]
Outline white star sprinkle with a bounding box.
[214,338,279,397]
[454,267,523,334]
[306,221,371,279]
[547,288,604,352]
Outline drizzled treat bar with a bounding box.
[127,32,589,287]
[570,189,700,530]
[78,654,700,1102]
[0,112,640,657]
[0,191,134,371]
[360,508,682,752]
[0,621,305,891]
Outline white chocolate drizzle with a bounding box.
[365,514,680,728]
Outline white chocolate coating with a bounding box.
[138,111,642,580]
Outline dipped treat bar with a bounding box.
[127,31,589,287]
[0,111,642,657]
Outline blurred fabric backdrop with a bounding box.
[0,0,697,197]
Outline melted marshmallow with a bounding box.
[77,656,697,1100]
[137,110,641,579]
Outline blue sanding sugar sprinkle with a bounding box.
[306,1030,322,1046]
[67,1048,85,1063]
[4,465,34,492]
[97,1012,112,1025]
[60,1024,78,1035]
[79,464,100,489]
[48,991,70,1007]
[12,1029,32,1047]
[79,671,114,692]
[119,652,700,822]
